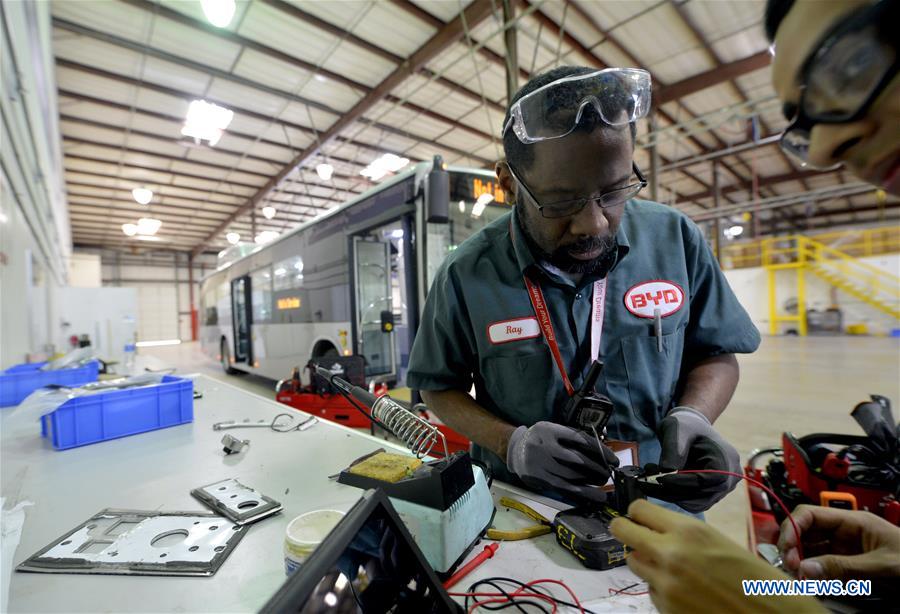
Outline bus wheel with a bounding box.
[220,339,237,374]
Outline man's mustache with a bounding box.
[558,235,616,255]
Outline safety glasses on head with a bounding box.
[779,0,899,169]
[502,68,652,144]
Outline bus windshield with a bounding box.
[426,171,511,286]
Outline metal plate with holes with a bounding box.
[191,478,282,525]
[16,509,246,576]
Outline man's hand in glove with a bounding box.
[506,421,619,504]
[651,406,741,513]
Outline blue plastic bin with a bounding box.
[39,375,193,450]
[0,360,100,407]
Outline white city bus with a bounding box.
[199,157,509,386]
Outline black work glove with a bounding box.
[652,406,741,513]
[506,421,619,504]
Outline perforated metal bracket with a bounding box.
[191,478,282,525]
[16,509,246,576]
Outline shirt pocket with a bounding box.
[480,350,553,426]
[620,324,685,430]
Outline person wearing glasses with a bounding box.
[610,2,900,611]
[407,66,760,511]
[772,0,899,192]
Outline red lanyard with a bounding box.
[523,275,606,397]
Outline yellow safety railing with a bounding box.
[722,225,900,270]
[761,233,900,335]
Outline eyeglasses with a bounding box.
[779,0,899,169]
[507,162,647,219]
[502,68,652,144]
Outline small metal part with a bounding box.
[17,509,245,576]
[191,478,282,525]
[639,470,680,485]
[757,543,784,569]
[221,434,249,455]
[212,414,318,432]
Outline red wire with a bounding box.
[453,578,585,613]
[675,469,804,560]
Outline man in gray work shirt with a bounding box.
[407,66,760,512]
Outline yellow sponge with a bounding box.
[347,451,422,483]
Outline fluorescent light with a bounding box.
[135,235,164,242]
[471,193,494,218]
[294,259,304,273]
[262,206,276,220]
[201,0,235,27]
[274,267,286,276]
[135,339,182,348]
[360,153,409,181]
[226,232,240,245]
[255,230,279,244]
[181,100,233,146]
[122,223,138,236]
[391,229,404,239]
[458,200,465,213]
[316,163,334,181]
[137,217,162,235]
[132,187,153,205]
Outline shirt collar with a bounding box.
[509,204,632,280]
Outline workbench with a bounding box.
[1,374,653,612]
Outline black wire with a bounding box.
[466,577,604,614]
[468,580,539,614]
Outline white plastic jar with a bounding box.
[283,509,345,575]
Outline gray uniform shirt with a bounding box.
[407,199,760,482]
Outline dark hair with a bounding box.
[764,0,796,42]
[502,65,638,171]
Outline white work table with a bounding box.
[1,374,652,612]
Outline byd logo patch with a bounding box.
[624,280,685,318]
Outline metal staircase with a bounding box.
[763,235,900,335]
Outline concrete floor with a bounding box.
[144,336,900,543]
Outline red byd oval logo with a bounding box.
[624,280,685,318]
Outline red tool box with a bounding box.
[275,360,472,454]
[276,389,374,428]
[744,395,899,552]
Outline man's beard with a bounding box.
[519,209,618,276]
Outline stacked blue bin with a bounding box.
[40,375,194,450]
[0,361,100,407]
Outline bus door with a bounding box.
[231,276,252,365]
[352,235,397,381]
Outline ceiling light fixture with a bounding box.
[360,153,409,181]
[122,223,138,237]
[136,217,162,236]
[226,232,240,245]
[724,225,744,239]
[132,187,153,205]
[316,163,334,181]
[181,100,233,147]
[262,206,276,220]
[201,0,236,28]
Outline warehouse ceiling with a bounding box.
[54,0,898,255]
